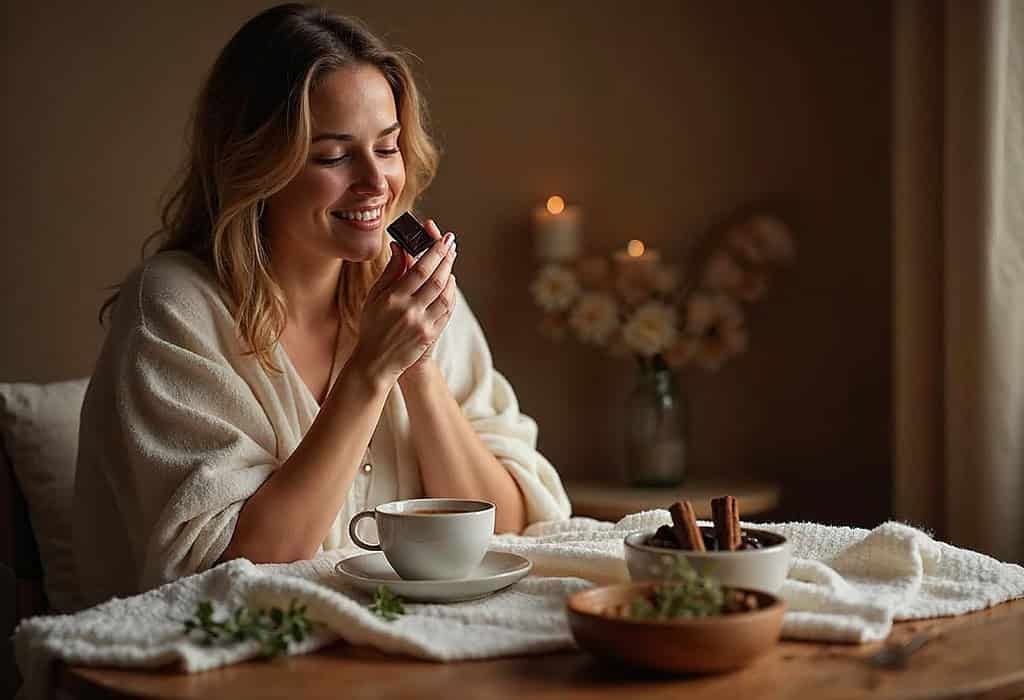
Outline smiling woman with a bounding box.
[73,3,571,610]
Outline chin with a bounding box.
[338,241,383,263]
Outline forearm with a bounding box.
[220,361,391,563]
[400,362,527,534]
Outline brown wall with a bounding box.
[1,1,892,526]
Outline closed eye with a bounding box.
[315,148,400,166]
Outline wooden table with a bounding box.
[57,597,1024,699]
[565,479,781,522]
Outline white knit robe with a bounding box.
[73,251,571,608]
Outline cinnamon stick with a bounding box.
[711,495,741,551]
[668,500,705,551]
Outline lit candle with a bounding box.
[613,239,661,272]
[532,195,582,261]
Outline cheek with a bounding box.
[275,168,345,212]
[387,158,407,199]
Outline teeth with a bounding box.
[335,207,382,222]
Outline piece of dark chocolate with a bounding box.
[653,524,679,548]
[387,211,436,257]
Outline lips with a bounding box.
[331,205,383,223]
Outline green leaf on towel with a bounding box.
[181,598,316,658]
[369,585,405,621]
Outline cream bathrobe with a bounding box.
[73,251,571,609]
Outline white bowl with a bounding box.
[624,527,791,594]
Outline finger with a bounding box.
[424,218,444,243]
[413,235,456,305]
[368,242,408,298]
[395,231,455,297]
[426,274,457,323]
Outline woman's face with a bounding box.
[264,64,406,263]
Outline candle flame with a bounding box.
[627,239,645,257]
[546,196,566,215]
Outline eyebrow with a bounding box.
[312,121,401,143]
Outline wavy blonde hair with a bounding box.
[102,4,439,372]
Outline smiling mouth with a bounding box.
[332,206,384,224]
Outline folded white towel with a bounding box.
[16,513,1024,699]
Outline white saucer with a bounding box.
[334,550,532,603]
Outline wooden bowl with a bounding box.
[567,583,785,673]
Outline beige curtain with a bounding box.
[893,0,1024,563]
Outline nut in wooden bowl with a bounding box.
[567,582,785,673]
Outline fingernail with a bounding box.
[444,233,455,248]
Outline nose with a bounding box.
[351,154,387,195]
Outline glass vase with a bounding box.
[624,360,688,487]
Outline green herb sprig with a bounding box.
[369,585,405,621]
[182,599,316,658]
[629,557,725,620]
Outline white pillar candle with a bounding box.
[613,239,661,273]
[532,195,582,261]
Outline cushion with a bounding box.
[0,378,88,612]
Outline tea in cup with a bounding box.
[348,498,495,580]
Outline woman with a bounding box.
[73,3,571,608]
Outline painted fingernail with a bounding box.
[443,232,455,247]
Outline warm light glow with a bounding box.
[546,195,566,215]
[627,239,646,257]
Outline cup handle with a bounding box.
[348,510,382,551]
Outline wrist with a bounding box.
[398,357,441,391]
[340,349,396,400]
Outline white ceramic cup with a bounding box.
[348,498,495,580]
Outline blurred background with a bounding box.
[0,0,897,529]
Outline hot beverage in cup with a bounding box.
[348,498,495,580]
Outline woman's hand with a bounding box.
[403,221,460,381]
[349,219,458,388]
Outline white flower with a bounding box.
[664,336,699,369]
[748,215,796,263]
[569,292,620,345]
[682,293,747,371]
[683,292,721,334]
[736,269,769,301]
[726,224,766,265]
[621,301,678,357]
[702,250,745,292]
[651,263,681,294]
[727,215,796,266]
[614,266,656,306]
[530,265,580,312]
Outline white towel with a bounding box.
[15,513,1024,699]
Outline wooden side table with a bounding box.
[564,479,781,522]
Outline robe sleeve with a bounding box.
[105,261,280,591]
